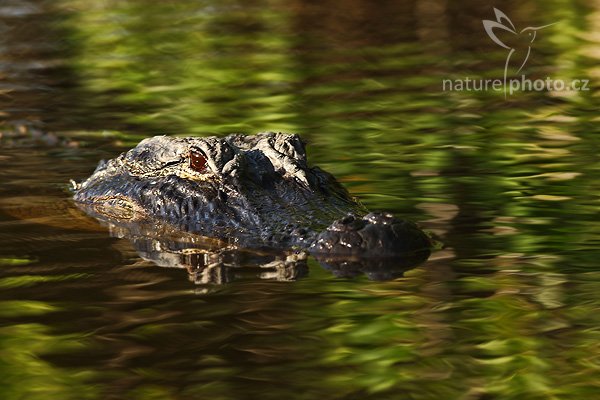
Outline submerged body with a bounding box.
[73,132,431,257]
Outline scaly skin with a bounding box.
[73,132,432,258]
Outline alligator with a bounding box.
[73,132,433,277]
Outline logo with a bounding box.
[483,8,554,96]
[441,8,590,96]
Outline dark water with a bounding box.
[1,0,600,399]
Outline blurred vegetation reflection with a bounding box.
[1,0,599,399]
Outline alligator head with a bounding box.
[73,132,432,272]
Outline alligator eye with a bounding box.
[189,149,207,172]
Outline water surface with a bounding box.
[1,0,600,399]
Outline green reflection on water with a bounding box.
[0,322,95,400]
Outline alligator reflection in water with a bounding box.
[98,218,430,285]
[140,243,429,284]
[131,235,309,285]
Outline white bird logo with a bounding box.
[483,8,555,94]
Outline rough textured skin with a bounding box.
[73,132,432,257]
[309,213,431,256]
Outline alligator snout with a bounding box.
[309,212,432,256]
